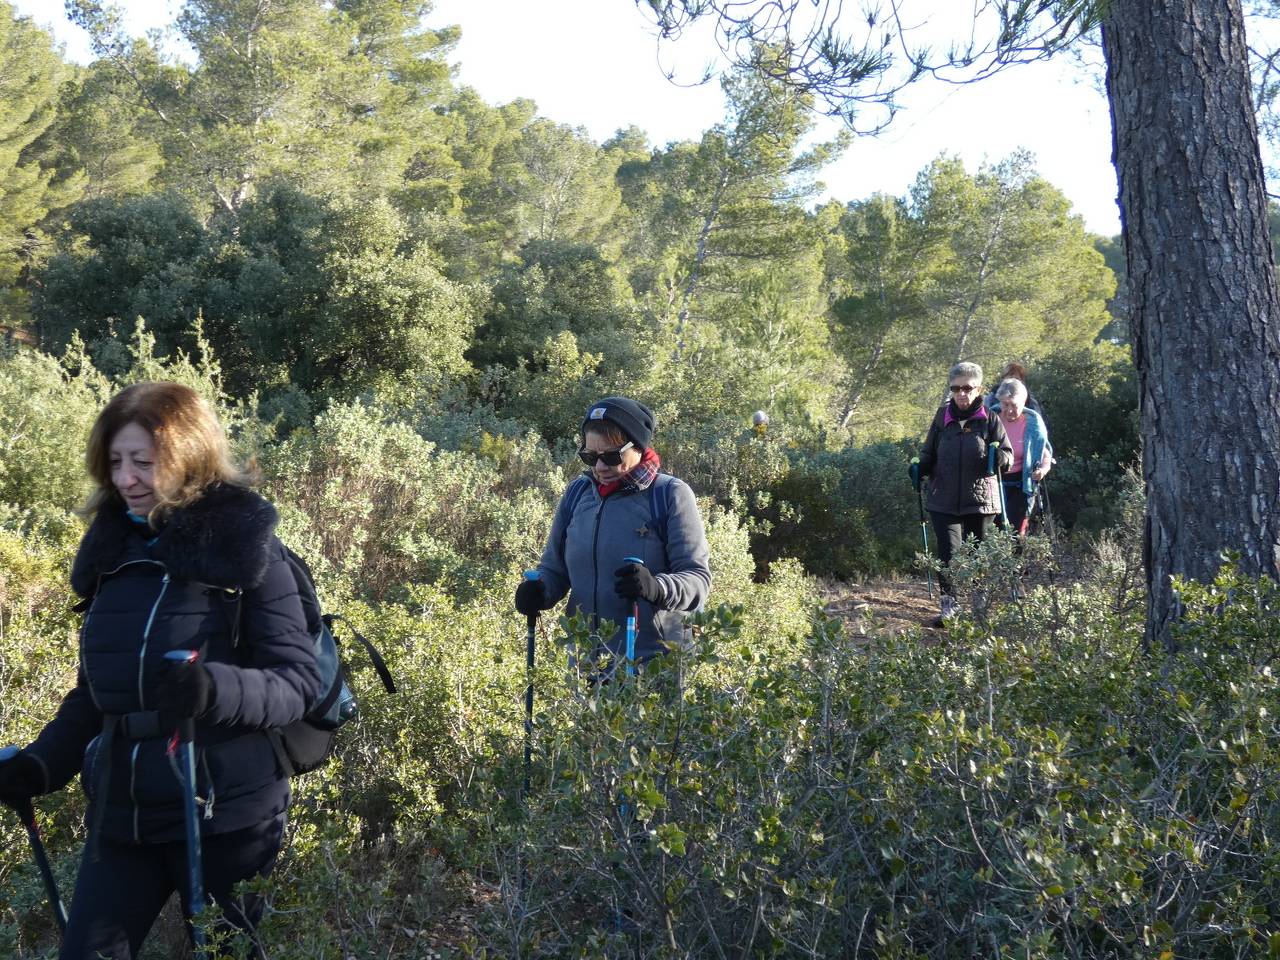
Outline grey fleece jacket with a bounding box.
[535,472,712,662]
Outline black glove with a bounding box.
[514,578,544,617]
[0,751,45,812]
[155,658,213,731]
[614,563,663,606]
[908,458,922,492]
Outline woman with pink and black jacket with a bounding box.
[916,362,1013,626]
[514,397,711,675]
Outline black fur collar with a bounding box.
[71,484,279,596]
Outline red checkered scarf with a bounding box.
[596,447,662,498]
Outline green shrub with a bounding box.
[0,344,105,532]
[658,417,794,519]
[1031,344,1140,534]
[0,329,262,539]
[467,562,1280,958]
[753,439,919,580]
[260,399,562,603]
[0,530,85,959]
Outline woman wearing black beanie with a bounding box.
[514,396,711,674]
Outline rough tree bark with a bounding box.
[1101,0,1280,650]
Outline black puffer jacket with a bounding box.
[24,484,321,843]
[918,402,1013,516]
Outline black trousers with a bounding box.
[929,511,995,597]
[60,814,284,960]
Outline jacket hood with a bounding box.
[71,483,279,597]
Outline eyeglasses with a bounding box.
[578,441,634,467]
[949,383,981,393]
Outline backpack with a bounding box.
[228,548,397,776]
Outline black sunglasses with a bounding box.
[578,441,634,467]
[949,384,981,393]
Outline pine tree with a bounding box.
[0,2,81,297]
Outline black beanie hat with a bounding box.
[582,397,656,450]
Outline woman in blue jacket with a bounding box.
[993,377,1053,535]
[515,397,712,676]
[0,382,321,959]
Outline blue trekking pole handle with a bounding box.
[623,556,643,677]
[0,746,67,932]
[163,650,206,954]
[987,445,1008,525]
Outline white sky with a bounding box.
[13,0,1122,234]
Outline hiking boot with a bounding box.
[931,595,958,628]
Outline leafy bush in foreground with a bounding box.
[470,564,1280,959]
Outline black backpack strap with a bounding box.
[327,614,397,694]
[283,548,324,639]
[267,730,296,778]
[267,732,294,778]
[86,714,120,861]
[647,473,675,545]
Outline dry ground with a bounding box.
[820,574,945,636]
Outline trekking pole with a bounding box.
[0,746,68,933]
[162,650,207,958]
[1037,478,1057,543]
[1021,478,1038,538]
[909,459,934,599]
[622,556,644,678]
[615,557,647,938]
[988,445,1009,526]
[521,570,540,805]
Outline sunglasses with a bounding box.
[577,441,634,467]
[949,384,981,393]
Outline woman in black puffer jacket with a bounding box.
[916,361,1013,627]
[0,382,321,959]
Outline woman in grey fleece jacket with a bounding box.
[515,397,711,670]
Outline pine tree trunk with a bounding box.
[1101,0,1280,651]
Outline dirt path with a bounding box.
[820,575,943,636]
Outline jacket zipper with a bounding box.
[134,570,171,842]
[79,590,106,712]
[80,559,169,841]
[947,422,982,507]
[129,743,142,843]
[137,571,171,707]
